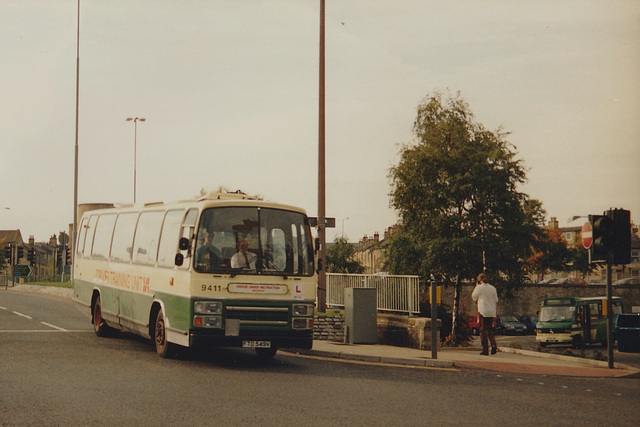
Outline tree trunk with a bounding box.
[451,274,461,343]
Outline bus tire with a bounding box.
[572,335,583,349]
[154,309,175,358]
[92,296,109,337]
[255,347,277,360]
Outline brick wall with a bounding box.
[313,315,345,342]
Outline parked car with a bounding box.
[466,315,479,336]
[495,315,527,335]
[551,278,588,286]
[538,278,558,285]
[519,314,538,335]
[613,277,640,286]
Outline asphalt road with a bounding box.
[1,291,639,426]
[489,332,640,370]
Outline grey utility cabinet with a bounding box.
[344,287,378,344]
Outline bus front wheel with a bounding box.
[154,309,176,358]
[572,335,584,349]
[255,347,277,360]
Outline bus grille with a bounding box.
[226,306,289,326]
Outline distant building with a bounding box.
[352,227,395,274]
[1,230,67,280]
[549,216,640,283]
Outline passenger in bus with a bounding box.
[230,239,257,270]
[195,231,223,270]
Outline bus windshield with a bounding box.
[194,207,314,277]
[539,306,576,322]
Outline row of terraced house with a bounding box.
[1,228,73,282]
[351,218,640,283]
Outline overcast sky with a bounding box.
[1,0,639,244]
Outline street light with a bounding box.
[126,117,146,203]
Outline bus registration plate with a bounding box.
[242,340,271,349]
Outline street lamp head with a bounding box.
[126,117,133,121]
[139,118,146,122]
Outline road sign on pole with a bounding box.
[582,221,593,249]
[13,265,32,278]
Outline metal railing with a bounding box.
[327,273,421,315]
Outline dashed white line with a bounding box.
[12,311,33,320]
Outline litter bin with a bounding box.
[615,314,640,353]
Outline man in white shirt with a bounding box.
[230,239,257,270]
[471,273,499,355]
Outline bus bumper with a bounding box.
[536,332,573,345]
[189,330,313,350]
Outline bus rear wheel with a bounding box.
[154,309,176,358]
[92,297,109,337]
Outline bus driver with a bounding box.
[231,239,257,270]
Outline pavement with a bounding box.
[6,285,640,378]
[286,340,640,378]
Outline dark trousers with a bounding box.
[479,314,497,354]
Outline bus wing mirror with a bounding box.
[315,237,320,252]
[178,237,190,251]
[175,253,184,266]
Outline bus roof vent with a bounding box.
[197,191,258,201]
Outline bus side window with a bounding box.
[85,215,99,257]
[177,208,198,269]
[111,212,138,262]
[76,217,88,257]
[158,210,185,268]
[133,211,164,265]
[91,214,117,260]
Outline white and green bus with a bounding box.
[536,296,623,348]
[73,193,316,358]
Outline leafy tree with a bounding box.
[326,237,364,274]
[386,91,545,345]
[526,227,594,280]
[526,227,573,278]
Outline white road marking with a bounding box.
[41,322,67,331]
[12,311,33,319]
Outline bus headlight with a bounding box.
[194,301,222,314]
[293,304,314,316]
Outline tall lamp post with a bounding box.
[126,117,146,203]
[317,0,327,312]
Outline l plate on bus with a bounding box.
[242,340,271,349]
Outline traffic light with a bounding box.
[17,246,24,259]
[589,209,632,265]
[65,245,71,264]
[590,214,614,262]
[56,249,63,267]
[612,209,631,265]
[27,247,36,266]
